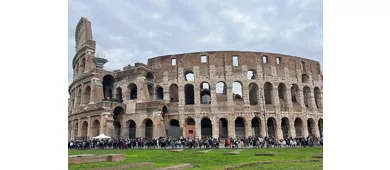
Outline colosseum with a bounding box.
[68,17,323,141]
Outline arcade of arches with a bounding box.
[69,115,323,140]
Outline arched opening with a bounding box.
[113,106,125,139]
[232,81,243,100]
[216,81,227,102]
[83,86,91,104]
[168,119,180,138]
[294,118,304,137]
[77,89,82,106]
[278,83,287,111]
[247,69,257,80]
[161,106,168,115]
[184,84,194,105]
[156,86,164,100]
[113,121,121,139]
[303,86,311,108]
[184,70,194,81]
[146,72,154,82]
[128,83,137,100]
[201,117,212,138]
[81,121,88,140]
[74,122,79,137]
[307,118,315,136]
[116,87,123,102]
[251,117,261,137]
[235,117,245,139]
[80,58,86,73]
[318,119,323,137]
[91,120,100,138]
[144,119,153,139]
[281,117,290,139]
[147,84,154,100]
[128,120,136,139]
[291,84,299,103]
[185,117,195,139]
[200,82,211,104]
[267,117,276,137]
[102,75,115,99]
[264,82,274,104]
[249,83,258,105]
[314,87,322,109]
[302,74,309,83]
[169,84,179,102]
[219,118,228,139]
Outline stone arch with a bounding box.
[80,57,86,73]
[81,121,88,140]
[264,82,274,104]
[102,75,115,99]
[281,117,290,139]
[146,72,154,81]
[216,81,227,102]
[267,117,277,137]
[318,118,323,137]
[147,84,154,100]
[127,120,136,139]
[291,84,299,103]
[302,74,309,83]
[314,87,322,109]
[232,81,243,100]
[249,83,259,105]
[113,106,125,138]
[91,120,100,138]
[169,84,179,102]
[294,118,304,137]
[247,69,257,80]
[201,117,212,138]
[116,87,123,102]
[200,82,211,104]
[184,70,194,81]
[83,86,91,104]
[113,106,125,115]
[278,83,287,101]
[251,117,261,137]
[113,121,121,139]
[185,117,195,139]
[303,86,311,108]
[184,84,194,105]
[156,86,164,100]
[235,117,246,139]
[128,83,137,100]
[77,88,82,106]
[219,118,228,139]
[143,118,153,139]
[307,118,316,136]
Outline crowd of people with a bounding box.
[68,135,323,150]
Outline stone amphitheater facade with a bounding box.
[68,17,323,141]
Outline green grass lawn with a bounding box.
[68,147,323,170]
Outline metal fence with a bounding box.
[167,126,181,138]
[129,127,136,139]
[235,127,245,139]
[145,127,153,138]
[219,128,228,139]
[201,128,212,138]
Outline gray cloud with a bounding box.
[68,0,322,84]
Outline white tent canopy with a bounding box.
[92,134,111,139]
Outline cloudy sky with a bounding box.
[68,0,323,87]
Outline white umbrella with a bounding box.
[92,134,111,139]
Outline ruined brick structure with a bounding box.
[68,17,323,140]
